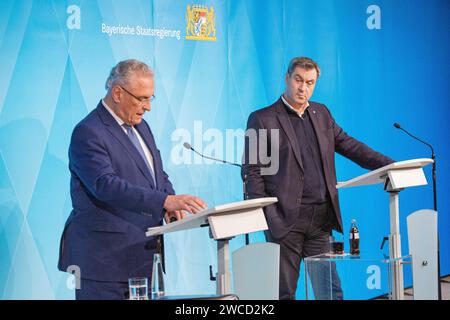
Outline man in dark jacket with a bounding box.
[242,57,394,300]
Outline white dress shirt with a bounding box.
[281,94,309,118]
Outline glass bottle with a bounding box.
[349,219,360,255]
[150,253,165,299]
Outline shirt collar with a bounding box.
[281,95,309,117]
[102,99,126,127]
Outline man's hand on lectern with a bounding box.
[163,194,207,214]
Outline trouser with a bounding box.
[75,278,129,300]
[266,202,344,300]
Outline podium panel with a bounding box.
[232,243,280,300]
[407,209,438,300]
[208,208,268,239]
[387,167,427,189]
[304,254,412,300]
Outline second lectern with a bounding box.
[337,158,433,299]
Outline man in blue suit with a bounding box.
[58,59,206,300]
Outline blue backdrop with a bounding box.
[0,0,449,299]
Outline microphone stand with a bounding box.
[243,174,249,245]
[429,148,440,300]
[394,124,441,299]
[185,144,251,245]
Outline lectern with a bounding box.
[146,197,278,295]
[337,158,433,300]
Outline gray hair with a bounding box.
[105,59,154,90]
[287,57,320,78]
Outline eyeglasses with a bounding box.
[119,85,155,105]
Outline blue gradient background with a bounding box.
[0,0,448,299]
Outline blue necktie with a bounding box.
[123,124,156,185]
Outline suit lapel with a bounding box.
[135,122,161,189]
[96,103,156,187]
[274,99,304,172]
[307,103,329,169]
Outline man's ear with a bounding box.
[111,85,122,103]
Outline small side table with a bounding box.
[304,253,412,300]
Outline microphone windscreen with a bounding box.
[183,142,192,149]
[393,123,401,129]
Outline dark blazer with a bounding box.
[242,98,394,240]
[58,101,175,282]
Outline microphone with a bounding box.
[183,142,251,245]
[183,142,241,168]
[393,122,441,299]
[393,123,435,156]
